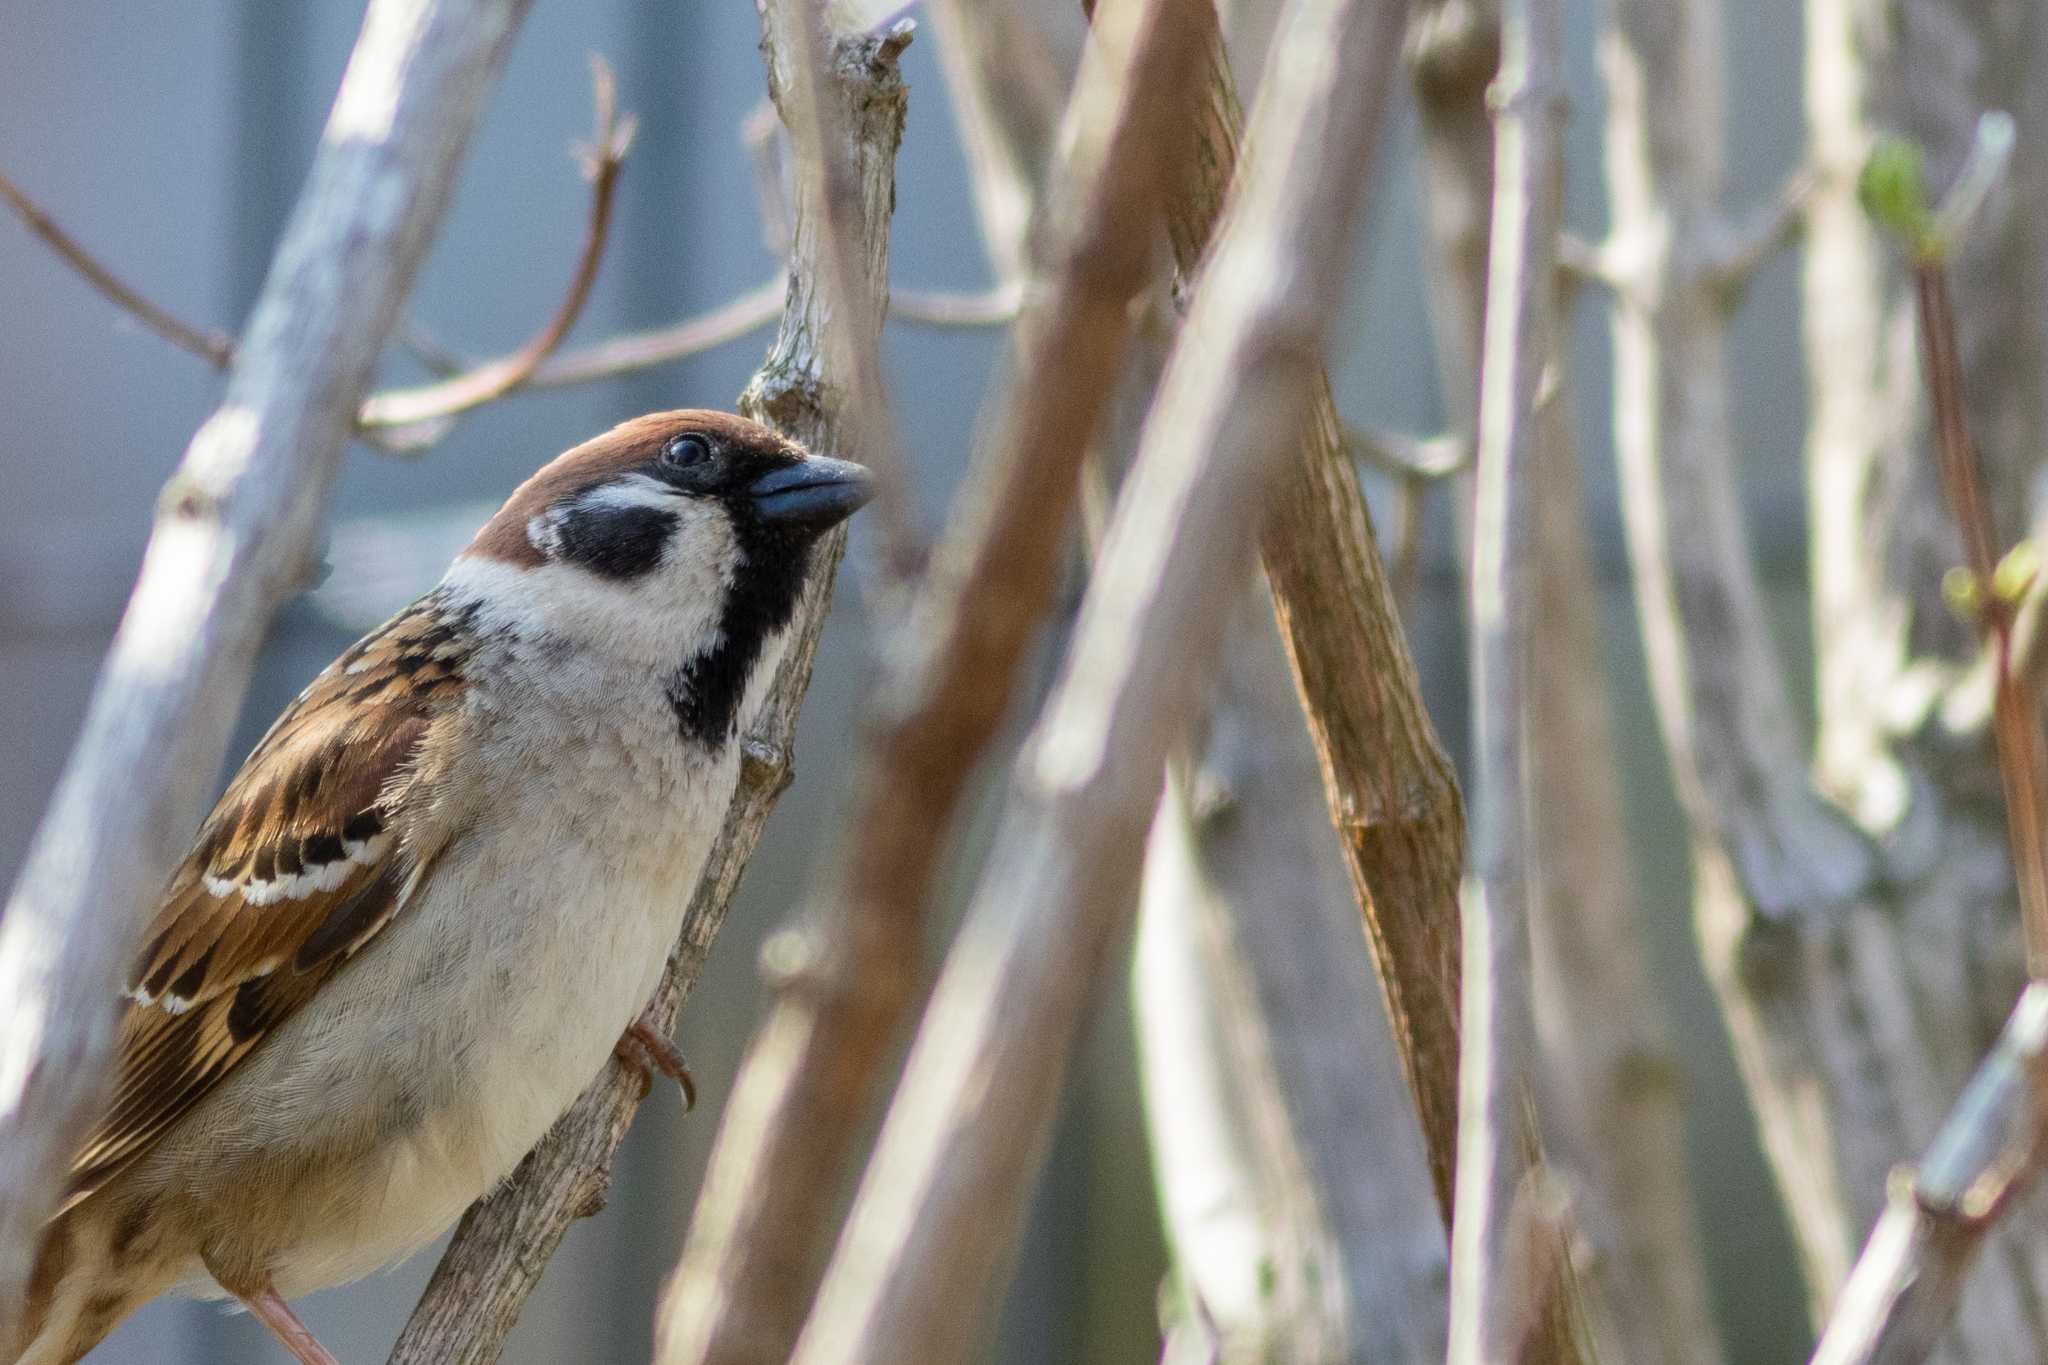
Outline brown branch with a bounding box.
[0,167,235,368]
[381,24,911,1365]
[1808,983,2048,1364]
[652,1,1205,1360]
[358,55,635,438]
[1159,0,1468,1220]
[1913,264,2048,978]
[521,277,787,387]
[0,0,535,1350]
[1445,0,1572,1356]
[781,0,1410,1355]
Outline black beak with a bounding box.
[745,456,876,530]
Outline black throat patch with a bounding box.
[665,521,814,746]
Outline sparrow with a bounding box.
[13,410,872,1365]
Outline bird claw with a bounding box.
[615,1017,696,1112]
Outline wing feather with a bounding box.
[62,598,473,1212]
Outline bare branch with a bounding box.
[0,166,235,368]
[358,56,635,438]
[889,280,1022,326]
[781,0,1410,1354]
[653,0,1205,1358]
[1157,0,1467,1218]
[1445,0,1571,1355]
[519,277,786,387]
[1911,263,2048,976]
[761,0,922,585]
[1809,983,2048,1365]
[0,0,534,1348]
[383,23,911,1365]
[1139,589,1450,1364]
[1347,423,1468,479]
[1698,164,1817,298]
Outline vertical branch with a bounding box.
[1409,3,1724,1359]
[1444,0,1569,1358]
[384,22,911,1365]
[654,3,1206,1362]
[0,0,534,1347]
[1137,589,1450,1365]
[783,0,1410,1354]
[1158,0,1469,1222]
[759,0,920,582]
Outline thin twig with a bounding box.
[0,0,535,1349]
[1809,983,2048,1364]
[782,0,1410,1355]
[521,277,786,387]
[1445,0,1570,1355]
[890,279,1023,325]
[1348,424,1469,480]
[0,167,235,368]
[653,1,1204,1359]
[1700,164,1818,299]
[1913,262,2048,978]
[358,55,636,436]
[383,22,911,1365]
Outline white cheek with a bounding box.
[441,508,736,668]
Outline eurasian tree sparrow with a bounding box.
[13,410,872,1365]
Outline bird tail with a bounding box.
[9,1209,138,1365]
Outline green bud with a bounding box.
[1860,138,1938,258]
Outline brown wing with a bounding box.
[62,599,474,1212]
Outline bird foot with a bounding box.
[239,1280,341,1365]
[614,1016,696,1111]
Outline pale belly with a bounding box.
[148,729,738,1299]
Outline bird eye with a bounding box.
[663,434,712,470]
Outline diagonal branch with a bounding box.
[1158,0,1468,1221]
[780,0,1411,1355]
[0,167,235,368]
[383,21,912,1365]
[1809,983,2048,1364]
[653,0,1205,1359]
[358,56,636,440]
[0,0,535,1350]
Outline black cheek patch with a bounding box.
[554,500,678,580]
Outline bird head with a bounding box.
[443,409,873,739]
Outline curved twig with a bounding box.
[0,167,235,368]
[358,55,636,435]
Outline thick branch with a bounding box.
[653,2,1204,1360]
[761,0,921,584]
[1160,0,1468,1222]
[1445,0,1570,1356]
[358,57,635,439]
[782,0,1407,1355]
[0,168,236,368]
[383,23,910,1365]
[0,0,534,1349]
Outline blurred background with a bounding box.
[0,1,1814,1359]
